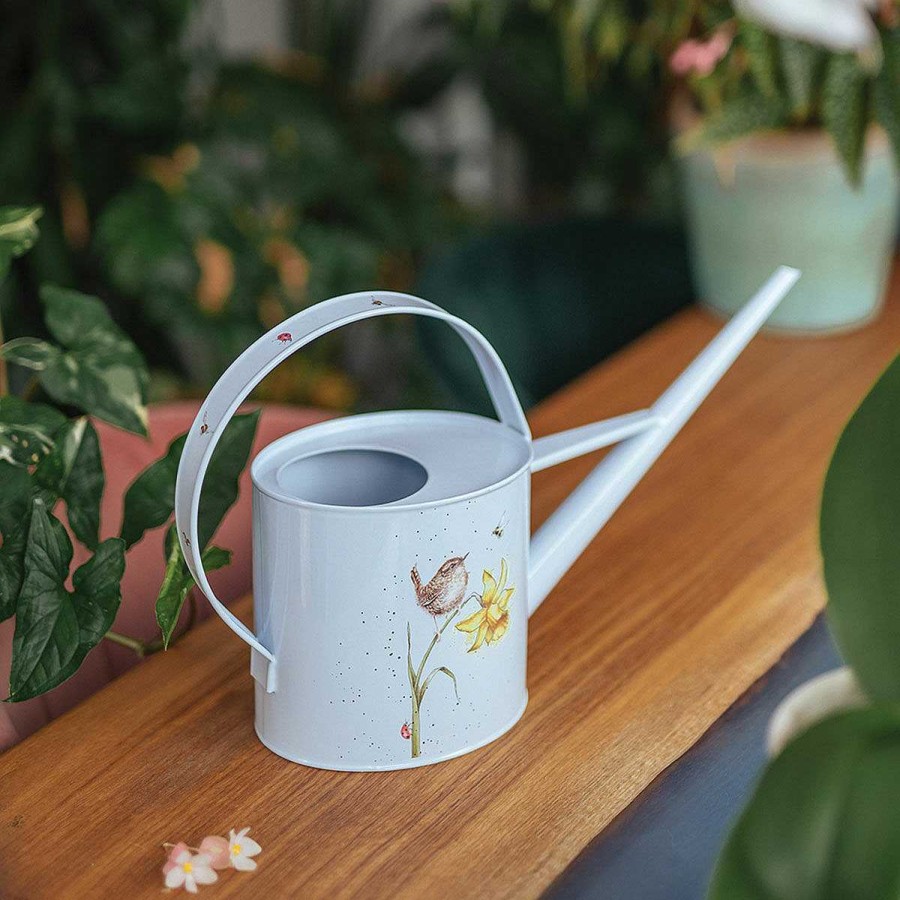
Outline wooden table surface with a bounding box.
[3,272,898,899]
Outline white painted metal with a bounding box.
[527,266,801,612]
[530,410,660,472]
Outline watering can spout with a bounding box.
[527,266,801,615]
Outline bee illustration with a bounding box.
[276,331,293,343]
[400,722,411,740]
[200,411,209,435]
[492,513,508,539]
[181,530,191,548]
[371,297,385,306]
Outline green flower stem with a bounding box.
[415,601,469,686]
[406,596,475,759]
[410,691,421,757]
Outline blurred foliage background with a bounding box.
[0,0,683,413]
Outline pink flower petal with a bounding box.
[199,835,231,870]
[162,842,190,876]
[670,41,700,75]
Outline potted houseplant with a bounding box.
[708,353,900,897]
[0,207,256,711]
[453,0,900,332]
[667,1,900,332]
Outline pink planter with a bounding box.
[0,402,332,751]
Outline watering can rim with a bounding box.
[250,408,534,513]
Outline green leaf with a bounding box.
[0,397,66,468]
[778,38,823,120]
[7,500,125,702]
[418,665,458,704]
[196,410,259,548]
[155,525,231,648]
[0,206,41,280]
[688,94,787,147]
[822,355,900,702]
[822,53,869,187]
[120,433,186,549]
[34,417,104,549]
[407,623,417,692]
[874,27,900,167]
[740,20,779,99]
[0,461,34,621]
[33,285,149,436]
[0,338,58,371]
[127,412,257,647]
[121,410,258,550]
[709,707,900,900]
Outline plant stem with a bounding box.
[0,313,7,397]
[406,596,475,759]
[410,692,420,757]
[103,629,147,657]
[20,376,39,401]
[414,596,474,685]
[103,592,200,657]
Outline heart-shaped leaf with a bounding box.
[194,410,259,549]
[0,461,34,621]
[0,397,65,468]
[120,411,258,646]
[0,338,58,370]
[28,285,149,436]
[121,410,259,549]
[34,417,104,549]
[7,500,125,702]
[120,433,186,549]
[822,355,900,702]
[709,707,900,900]
[156,524,231,649]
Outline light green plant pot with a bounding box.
[678,129,899,333]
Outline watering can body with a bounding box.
[174,268,800,770]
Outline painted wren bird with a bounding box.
[410,555,469,637]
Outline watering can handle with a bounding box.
[174,291,528,692]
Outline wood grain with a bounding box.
[3,268,898,899]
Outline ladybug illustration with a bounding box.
[200,423,209,434]
[400,722,411,740]
[277,332,292,343]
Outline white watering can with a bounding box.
[174,266,799,771]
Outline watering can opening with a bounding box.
[251,408,533,511]
[277,449,428,507]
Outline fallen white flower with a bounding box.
[164,850,218,893]
[228,827,262,872]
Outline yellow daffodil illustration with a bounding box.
[456,558,515,652]
[403,554,514,759]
